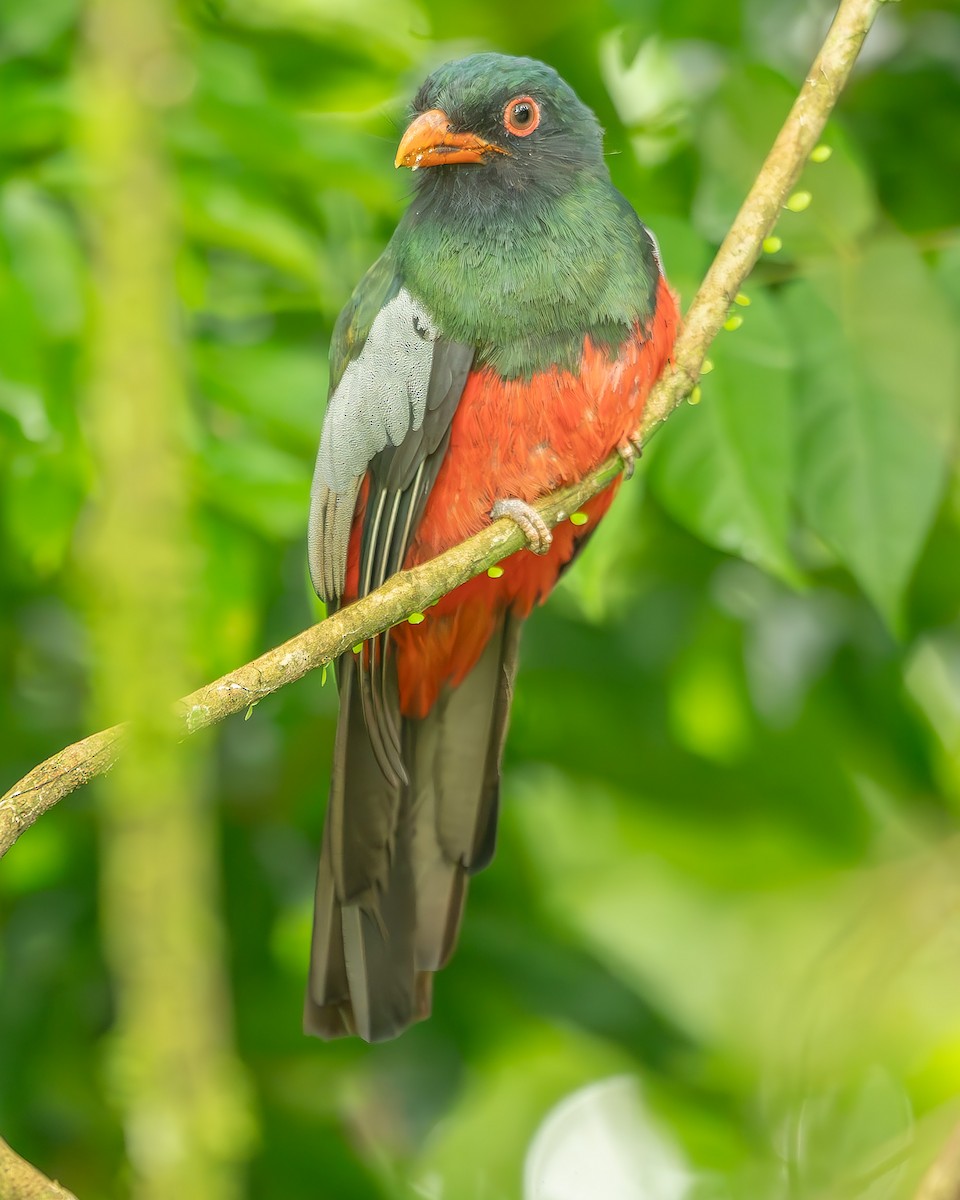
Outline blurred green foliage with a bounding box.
[1,0,959,1197]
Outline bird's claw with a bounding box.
[617,434,644,481]
[491,497,553,555]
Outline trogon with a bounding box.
[305,53,679,1041]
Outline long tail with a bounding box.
[304,613,522,1042]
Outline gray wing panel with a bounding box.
[314,288,440,496]
[308,286,472,606]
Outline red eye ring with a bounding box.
[503,96,540,137]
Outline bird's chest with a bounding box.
[410,326,653,559]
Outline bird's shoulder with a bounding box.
[328,249,408,395]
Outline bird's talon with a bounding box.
[617,436,644,481]
[491,498,553,555]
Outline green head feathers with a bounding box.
[409,53,608,193]
[387,53,663,378]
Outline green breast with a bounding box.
[395,179,660,379]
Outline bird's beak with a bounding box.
[395,108,506,170]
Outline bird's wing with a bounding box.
[305,253,476,1041]
[308,250,474,781]
[308,250,474,604]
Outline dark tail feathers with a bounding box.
[304,613,522,1042]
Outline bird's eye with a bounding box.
[503,96,540,137]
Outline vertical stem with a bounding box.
[78,2,251,1197]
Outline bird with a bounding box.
[305,52,679,1042]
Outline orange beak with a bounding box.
[394,108,506,170]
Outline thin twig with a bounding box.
[0,0,885,864]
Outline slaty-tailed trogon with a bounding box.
[305,53,679,1041]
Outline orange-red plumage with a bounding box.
[345,276,680,718]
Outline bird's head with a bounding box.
[395,54,607,201]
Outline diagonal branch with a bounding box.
[0,1137,78,1200]
[0,0,887,862]
[913,1118,960,1200]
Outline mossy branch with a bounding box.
[0,0,884,872]
[0,1138,78,1200]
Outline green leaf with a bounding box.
[783,236,959,630]
[0,267,45,391]
[194,512,265,673]
[0,0,78,55]
[936,239,960,318]
[194,341,326,450]
[4,451,83,577]
[181,174,323,286]
[693,67,877,253]
[0,256,52,443]
[201,437,310,539]
[554,479,647,624]
[0,819,69,895]
[777,1067,913,1200]
[648,286,799,582]
[217,0,427,61]
[0,182,87,338]
[0,66,67,155]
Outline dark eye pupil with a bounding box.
[512,103,532,127]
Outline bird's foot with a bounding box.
[491,497,553,555]
[617,433,644,481]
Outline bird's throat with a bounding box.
[397,178,660,379]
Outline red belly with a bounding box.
[355,278,679,717]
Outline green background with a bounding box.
[2,0,959,1196]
